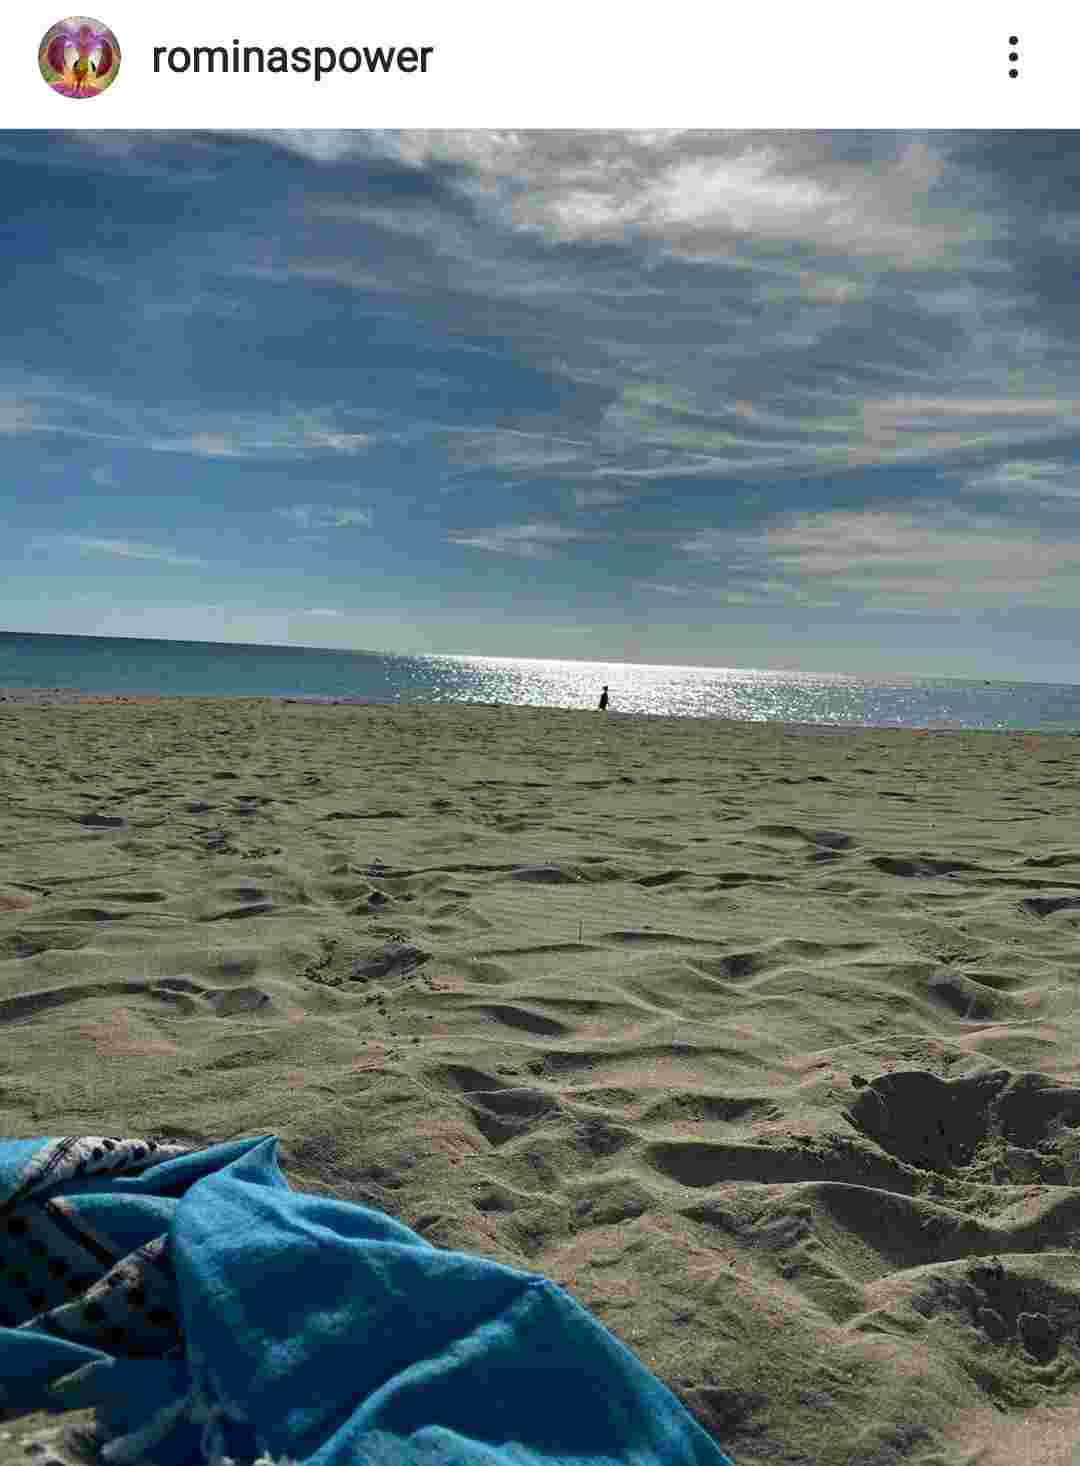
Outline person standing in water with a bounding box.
[598,685,609,710]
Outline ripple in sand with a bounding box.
[199,901,275,921]
[466,1003,569,1037]
[869,854,985,877]
[751,824,856,852]
[206,986,271,1016]
[97,890,168,903]
[507,865,580,884]
[53,907,131,923]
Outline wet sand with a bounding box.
[3,695,1080,1465]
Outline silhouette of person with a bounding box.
[598,685,609,711]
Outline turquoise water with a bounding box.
[1,630,1079,731]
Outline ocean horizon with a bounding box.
[2,629,1078,732]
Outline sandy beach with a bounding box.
[4,695,1080,1464]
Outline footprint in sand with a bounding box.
[425,1063,560,1146]
[205,986,271,1016]
[349,944,430,981]
[0,929,90,960]
[843,1068,1080,1182]
[1022,894,1080,917]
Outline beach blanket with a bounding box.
[0,1134,736,1466]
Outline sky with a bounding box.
[4,129,1080,681]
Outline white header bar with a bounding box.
[3,1,1077,128]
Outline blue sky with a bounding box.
[4,129,1080,680]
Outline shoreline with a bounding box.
[0,685,1071,734]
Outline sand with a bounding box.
[3,694,1080,1465]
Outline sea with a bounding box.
[2,630,1079,732]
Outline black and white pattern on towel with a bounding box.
[1,1135,195,1358]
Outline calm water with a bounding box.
[2,630,1079,731]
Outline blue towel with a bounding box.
[0,1133,736,1466]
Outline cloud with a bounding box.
[54,537,209,567]
[574,487,626,509]
[955,458,1080,501]
[862,397,1080,453]
[303,431,370,453]
[12,129,1080,658]
[447,521,599,560]
[381,132,961,266]
[0,400,34,433]
[182,131,1080,501]
[146,424,372,460]
[150,433,280,459]
[635,580,696,597]
[677,507,1080,610]
[245,131,376,166]
[441,428,592,472]
[274,505,373,530]
[270,135,1080,492]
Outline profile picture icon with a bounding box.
[39,16,120,97]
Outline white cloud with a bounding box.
[636,580,695,597]
[382,131,962,266]
[148,422,372,461]
[0,400,34,434]
[275,505,373,530]
[574,487,626,509]
[959,460,1080,500]
[441,428,591,472]
[247,131,372,165]
[150,433,254,458]
[263,132,1080,495]
[864,396,1080,429]
[303,431,371,453]
[55,536,209,567]
[678,507,1080,610]
[447,521,598,560]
